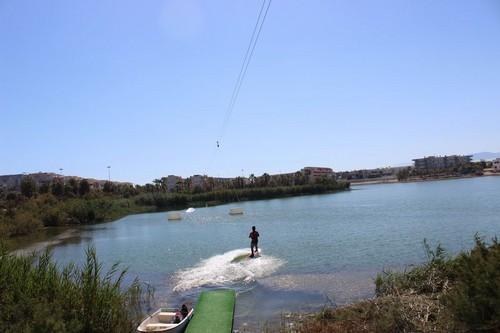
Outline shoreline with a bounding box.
[6,184,350,252]
[9,228,80,256]
[350,172,500,187]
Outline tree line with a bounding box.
[397,161,488,181]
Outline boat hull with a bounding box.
[137,308,193,333]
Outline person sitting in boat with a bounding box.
[180,304,189,318]
[173,311,181,324]
[249,226,260,258]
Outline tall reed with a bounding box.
[0,244,152,333]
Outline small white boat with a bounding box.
[137,307,194,333]
[229,207,244,215]
[167,212,182,220]
[185,207,195,213]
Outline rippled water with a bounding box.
[22,177,500,330]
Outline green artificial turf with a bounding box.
[185,289,236,333]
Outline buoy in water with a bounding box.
[167,212,182,220]
[229,207,244,215]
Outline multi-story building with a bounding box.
[412,155,472,172]
[166,175,183,192]
[300,167,335,183]
[493,158,500,172]
[209,177,232,190]
[0,172,132,191]
[190,175,206,191]
[0,174,23,190]
[0,172,61,190]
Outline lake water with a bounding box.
[20,177,500,331]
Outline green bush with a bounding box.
[375,240,451,296]
[65,201,96,224]
[0,218,10,238]
[0,245,151,333]
[10,211,42,236]
[41,208,66,226]
[445,236,500,331]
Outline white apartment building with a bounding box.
[493,158,500,172]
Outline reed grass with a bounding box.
[0,244,152,333]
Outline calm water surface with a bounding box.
[21,177,500,331]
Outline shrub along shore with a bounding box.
[277,236,500,333]
[0,244,152,333]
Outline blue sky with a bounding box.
[1,0,499,184]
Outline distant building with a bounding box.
[493,158,500,172]
[0,174,23,190]
[0,172,61,191]
[0,172,132,192]
[89,180,105,190]
[190,175,206,190]
[336,167,404,181]
[211,177,233,190]
[301,167,334,183]
[166,175,183,192]
[412,155,472,172]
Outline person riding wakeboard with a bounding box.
[249,226,260,258]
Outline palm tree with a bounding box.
[152,179,161,192]
[249,174,256,187]
[175,181,183,193]
[261,173,271,187]
[184,178,192,193]
[293,172,299,185]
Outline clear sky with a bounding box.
[1,0,499,184]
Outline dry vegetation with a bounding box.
[273,236,500,333]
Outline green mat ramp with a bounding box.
[186,289,236,333]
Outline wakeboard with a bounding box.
[231,252,260,263]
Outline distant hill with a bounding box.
[472,152,500,161]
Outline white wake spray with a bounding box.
[172,248,284,292]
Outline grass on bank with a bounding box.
[277,235,500,333]
[0,244,152,333]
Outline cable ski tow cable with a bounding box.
[220,0,272,138]
[207,0,273,173]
